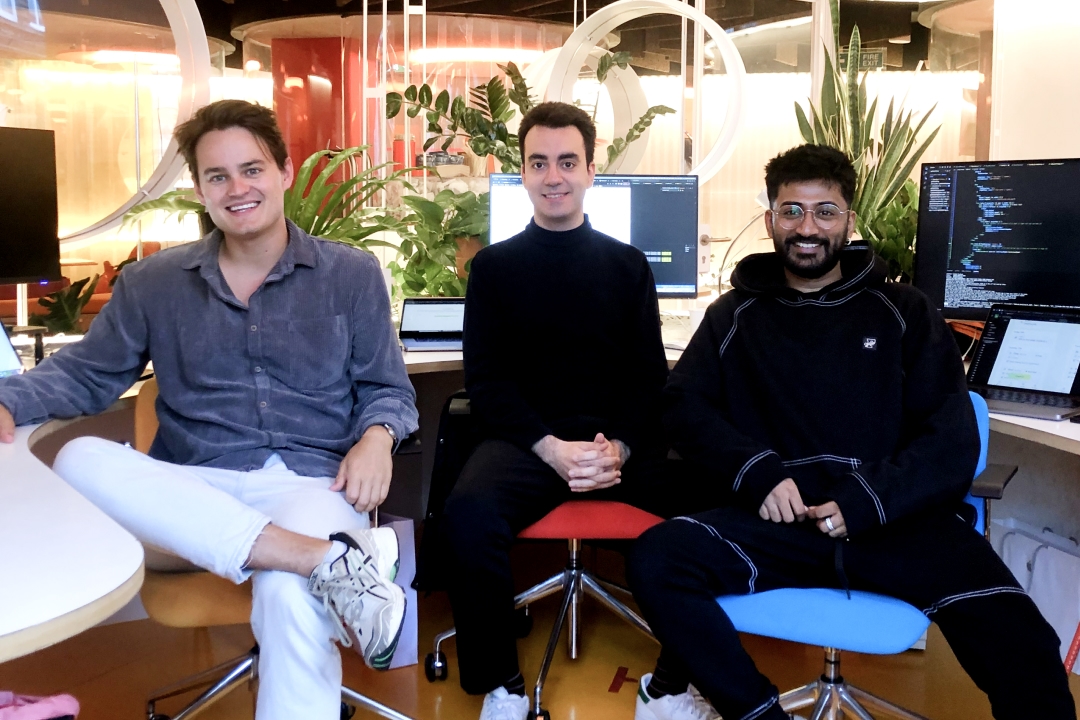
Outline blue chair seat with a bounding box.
[718,588,930,655]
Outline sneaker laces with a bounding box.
[481,689,529,720]
[309,554,394,647]
[663,691,715,720]
[687,686,720,720]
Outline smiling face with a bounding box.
[520,124,596,232]
[192,126,294,246]
[765,180,855,286]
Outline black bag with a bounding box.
[413,390,482,592]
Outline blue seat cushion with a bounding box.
[717,588,930,655]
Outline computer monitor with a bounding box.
[488,174,699,298]
[0,127,61,285]
[913,158,1080,321]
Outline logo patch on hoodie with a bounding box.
[863,337,878,350]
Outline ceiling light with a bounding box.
[57,50,182,68]
[244,59,262,72]
[889,35,911,44]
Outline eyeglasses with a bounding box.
[772,203,850,230]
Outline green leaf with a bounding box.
[441,135,455,152]
[121,190,203,229]
[794,102,815,145]
[404,85,417,102]
[451,95,466,122]
[386,92,403,119]
[407,104,422,118]
[596,53,614,84]
[419,84,432,107]
[423,136,439,151]
[499,61,535,115]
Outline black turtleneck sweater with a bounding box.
[664,243,979,537]
[463,217,668,462]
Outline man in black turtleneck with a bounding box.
[626,145,1075,720]
[440,102,670,720]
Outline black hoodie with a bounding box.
[664,243,979,537]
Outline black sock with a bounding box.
[646,663,689,699]
[502,672,526,697]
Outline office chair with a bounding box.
[134,378,413,720]
[714,391,1016,720]
[422,397,665,720]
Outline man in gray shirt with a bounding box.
[0,100,419,720]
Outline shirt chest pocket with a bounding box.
[264,315,350,390]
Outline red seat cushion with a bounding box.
[517,501,664,540]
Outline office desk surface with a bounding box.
[990,413,1080,456]
[0,423,145,664]
[401,348,685,374]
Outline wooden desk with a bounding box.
[0,422,144,664]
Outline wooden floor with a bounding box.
[3,543,1079,720]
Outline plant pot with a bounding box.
[455,236,483,278]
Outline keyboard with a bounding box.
[983,388,1080,409]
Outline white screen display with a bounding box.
[0,331,23,377]
[400,301,465,333]
[488,180,632,244]
[988,319,1080,393]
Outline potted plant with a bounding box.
[795,4,940,282]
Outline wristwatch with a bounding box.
[380,423,398,443]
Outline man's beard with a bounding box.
[777,233,846,280]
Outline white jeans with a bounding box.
[52,436,368,720]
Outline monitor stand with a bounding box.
[15,283,27,327]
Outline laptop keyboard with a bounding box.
[984,388,1080,408]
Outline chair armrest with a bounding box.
[970,463,1019,500]
[449,397,471,415]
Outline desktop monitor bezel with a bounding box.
[487,173,700,299]
[0,127,62,285]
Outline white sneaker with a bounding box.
[308,527,406,670]
[636,673,720,720]
[479,687,529,720]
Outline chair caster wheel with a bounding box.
[515,607,533,638]
[528,710,550,720]
[424,651,448,682]
[340,701,356,720]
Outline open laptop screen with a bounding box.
[0,328,23,378]
[968,305,1080,395]
[399,298,465,336]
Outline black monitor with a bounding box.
[0,127,61,285]
[488,173,699,298]
[913,158,1080,321]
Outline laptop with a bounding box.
[967,304,1080,420]
[399,297,465,352]
[0,326,24,378]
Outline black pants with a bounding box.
[628,506,1075,720]
[441,439,681,695]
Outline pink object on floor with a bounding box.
[0,692,79,719]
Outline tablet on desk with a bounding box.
[398,297,465,352]
[0,326,23,378]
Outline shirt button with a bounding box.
[255,366,262,373]
[250,325,258,332]
[259,401,267,408]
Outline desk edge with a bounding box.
[0,562,145,665]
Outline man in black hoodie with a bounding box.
[440,102,670,720]
[628,144,1074,720]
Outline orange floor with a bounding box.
[3,543,1079,720]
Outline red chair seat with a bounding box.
[517,500,663,540]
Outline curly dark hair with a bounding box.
[518,101,597,166]
[765,144,857,206]
[174,100,289,184]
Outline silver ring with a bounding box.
[825,517,835,532]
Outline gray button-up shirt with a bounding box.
[0,221,418,478]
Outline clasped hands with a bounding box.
[759,478,847,538]
[533,433,626,492]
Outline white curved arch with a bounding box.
[544,0,746,182]
[61,0,212,245]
